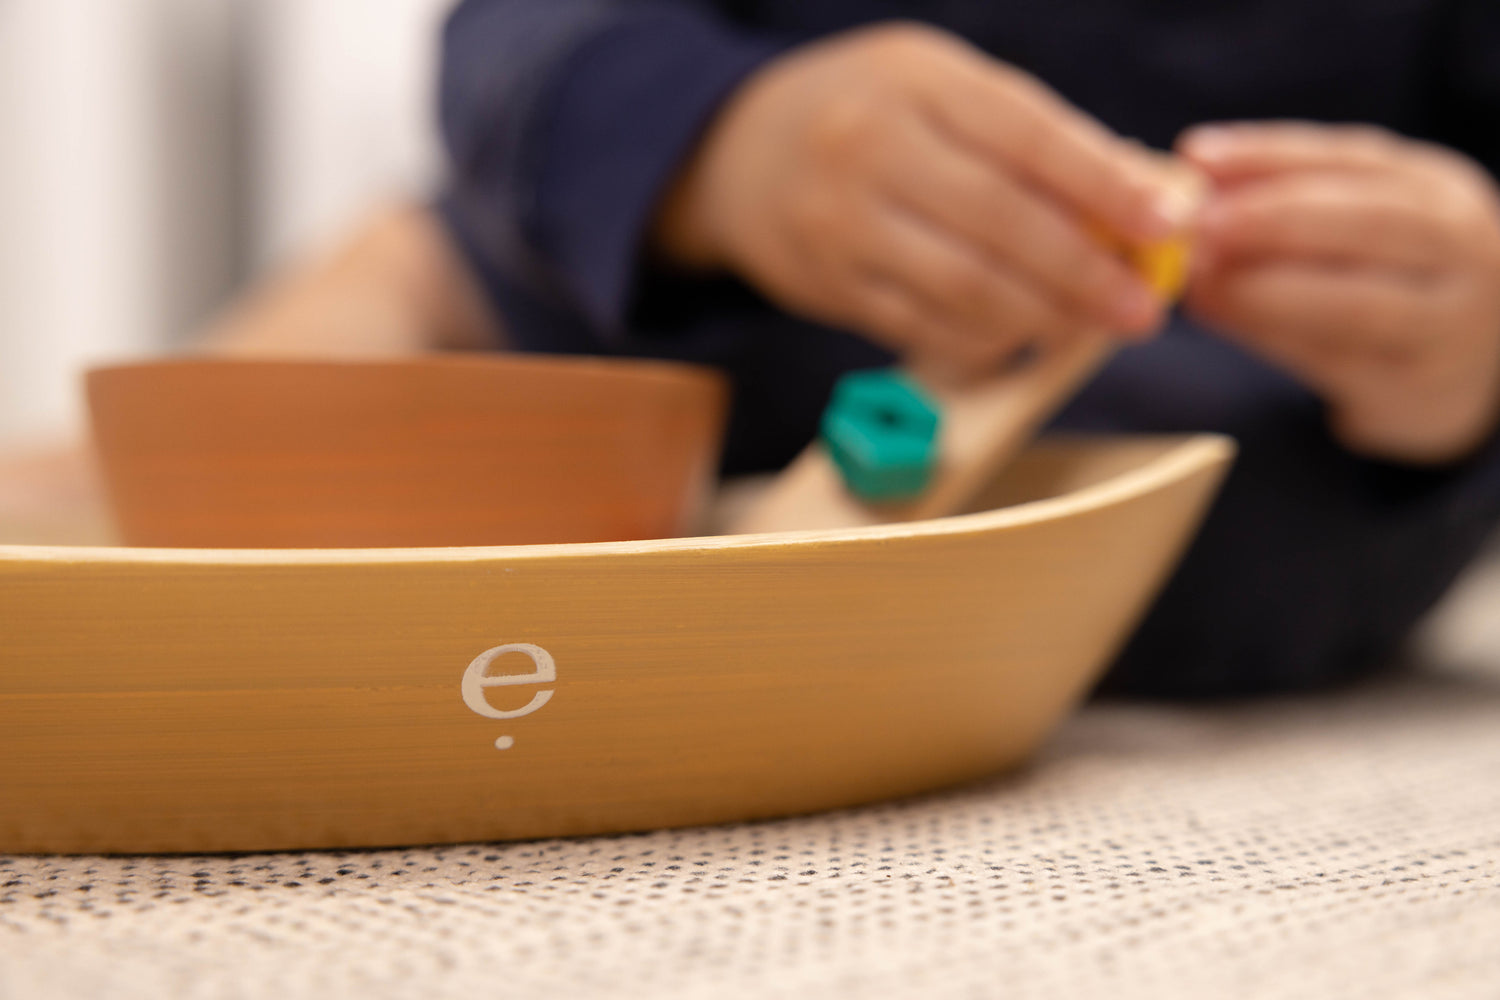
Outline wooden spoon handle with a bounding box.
[902,335,1113,520]
[728,336,1113,534]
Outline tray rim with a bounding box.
[0,434,1234,568]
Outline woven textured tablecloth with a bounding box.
[5,559,1500,999]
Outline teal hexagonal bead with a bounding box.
[819,369,942,502]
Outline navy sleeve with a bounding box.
[1431,0,1500,178]
[439,0,786,338]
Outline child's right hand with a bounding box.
[653,22,1193,378]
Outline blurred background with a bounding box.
[0,0,450,445]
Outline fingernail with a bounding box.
[1152,183,1199,232]
[1181,126,1237,162]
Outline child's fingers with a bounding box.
[849,205,1083,362]
[848,267,1041,378]
[1179,121,1431,184]
[1192,264,1494,464]
[870,114,1163,333]
[1187,260,1429,360]
[928,52,1189,243]
[1196,173,1454,275]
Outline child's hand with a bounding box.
[654,23,1192,378]
[1181,122,1500,464]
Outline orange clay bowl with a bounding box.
[0,432,1232,854]
[86,355,729,548]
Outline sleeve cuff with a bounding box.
[523,10,788,334]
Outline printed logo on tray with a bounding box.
[461,643,556,750]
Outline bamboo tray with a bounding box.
[0,434,1231,854]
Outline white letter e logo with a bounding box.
[461,643,556,720]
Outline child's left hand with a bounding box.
[1179,122,1500,465]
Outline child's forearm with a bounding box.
[197,203,502,359]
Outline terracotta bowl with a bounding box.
[0,434,1232,853]
[86,355,728,547]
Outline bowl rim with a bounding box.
[84,351,730,395]
[0,434,1234,567]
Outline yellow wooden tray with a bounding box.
[0,435,1231,854]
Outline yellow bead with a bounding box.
[1127,235,1192,302]
[1088,224,1194,305]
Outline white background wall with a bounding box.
[249,0,447,272]
[0,0,451,444]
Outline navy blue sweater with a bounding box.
[437,0,1500,696]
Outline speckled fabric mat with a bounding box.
[5,562,1500,999]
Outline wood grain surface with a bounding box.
[1,435,1231,854]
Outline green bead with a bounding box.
[820,369,941,502]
